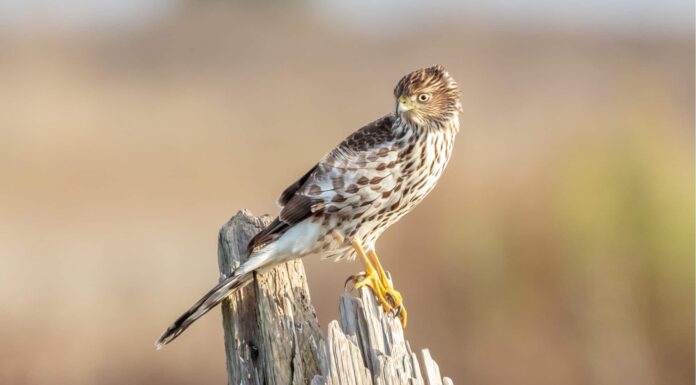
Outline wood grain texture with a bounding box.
[218,210,323,385]
[312,289,454,385]
[218,210,452,385]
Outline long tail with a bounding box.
[155,249,277,349]
[154,272,252,349]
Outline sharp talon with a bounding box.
[385,293,394,308]
[344,275,356,291]
[350,242,405,324]
[345,272,368,291]
[345,272,367,290]
[384,291,400,308]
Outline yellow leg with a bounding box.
[350,240,392,312]
[366,249,391,289]
[367,249,408,328]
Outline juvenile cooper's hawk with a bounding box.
[156,65,461,348]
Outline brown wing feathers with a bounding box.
[248,115,395,254]
[277,165,317,206]
[248,174,322,253]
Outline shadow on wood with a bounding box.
[218,210,453,385]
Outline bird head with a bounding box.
[393,65,461,128]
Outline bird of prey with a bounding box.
[156,65,461,349]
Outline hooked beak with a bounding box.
[397,96,414,113]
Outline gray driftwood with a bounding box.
[218,210,454,385]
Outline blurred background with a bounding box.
[0,1,693,384]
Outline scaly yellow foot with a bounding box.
[348,270,393,312]
[347,240,407,328]
[368,250,407,328]
[347,240,392,312]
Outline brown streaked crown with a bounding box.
[393,65,461,127]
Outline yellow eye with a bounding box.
[417,93,431,103]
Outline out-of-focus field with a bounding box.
[0,3,692,385]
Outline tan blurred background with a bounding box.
[0,1,693,384]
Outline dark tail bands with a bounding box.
[155,272,252,349]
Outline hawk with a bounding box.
[156,65,461,348]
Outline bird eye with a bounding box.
[417,93,431,102]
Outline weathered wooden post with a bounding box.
[218,210,453,385]
[218,210,323,385]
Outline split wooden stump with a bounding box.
[218,210,453,385]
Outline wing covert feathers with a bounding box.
[278,165,317,207]
[249,114,396,254]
